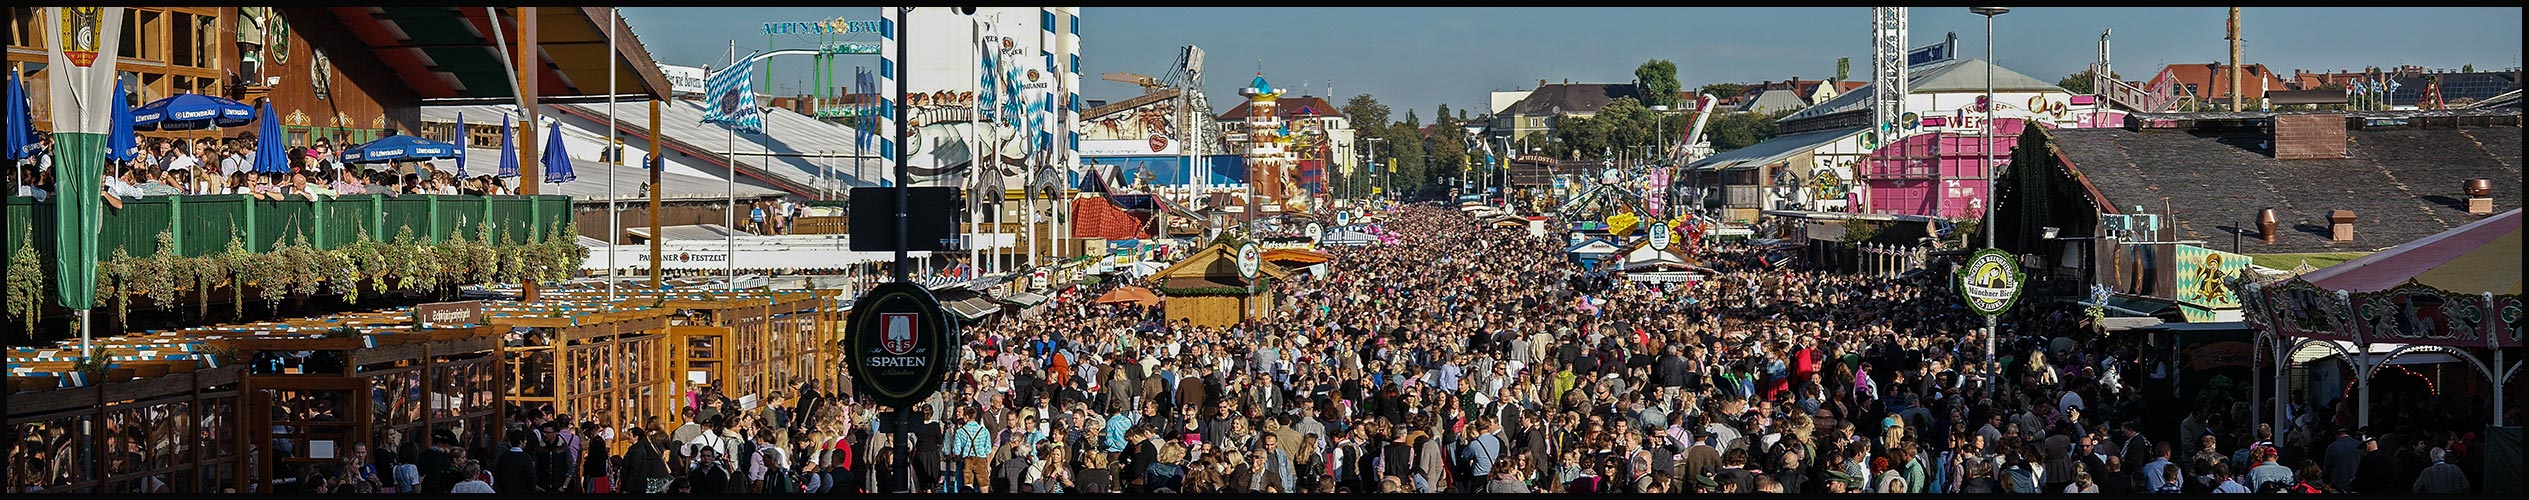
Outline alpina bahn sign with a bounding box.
[848,281,957,408]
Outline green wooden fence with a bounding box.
[3,194,572,268]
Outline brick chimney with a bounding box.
[2466,178,2495,215]
[2257,208,2278,244]
[2272,113,2347,160]
[2329,210,2356,241]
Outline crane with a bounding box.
[1100,72,1163,91]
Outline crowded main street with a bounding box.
[8,6,2518,495]
[487,204,2473,495]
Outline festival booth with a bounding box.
[1263,248,1336,279]
[1616,240,1709,284]
[2240,209,2521,481]
[141,308,508,492]
[1566,237,1622,270]
[1149,244,1289,328]
[1320,227,1380,247]
[6,343,246,493]
[666,290,823,417]
[478,293,678,452]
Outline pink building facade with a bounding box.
[1855,118,2031,219]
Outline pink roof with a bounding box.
[2300,209,2521,295]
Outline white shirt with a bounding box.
[451,479,495,493]
[220,152,254,176]
[105,177,145,198]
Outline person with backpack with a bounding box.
[622,427,672,493]
[749,432,789,493]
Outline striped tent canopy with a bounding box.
[2300,208,2520,295]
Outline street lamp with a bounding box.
[1366,137,1385,201]
[1972,5,2009,398]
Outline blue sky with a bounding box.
[622,7,2522,121]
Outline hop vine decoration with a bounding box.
[7,227,43,335]
[144,231,184,309]
[43,217,589,324]
[224,231,251,317]
[99,248,131,319]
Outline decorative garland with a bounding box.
[6,227,40,335]
[72,221,590,321]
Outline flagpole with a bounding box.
[726,40,738,293]
[971,22,984,280]
[606,7,620,306]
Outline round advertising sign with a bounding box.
[847,281,959,408]
[1648,222,1672,251]
[1336,211,1352,227]
[1306,222,1324,240]
[1236,243,1262,280]
[1959,249,2026,317]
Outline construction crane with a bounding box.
[1100,72,1164,91]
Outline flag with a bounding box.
[702,53,763,134]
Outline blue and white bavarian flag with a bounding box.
[702,54,764,134]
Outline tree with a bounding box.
[1635,59,1682,108]
[1835,57,1852,83]
[1342,94,1392,135]
[1705,110,1785,152]
[1551,115,1606,161]
[1427,107,1469,190]
[1381,111,1429,196]
[2056,69,2123,95]
[2462,63,2475,72]
[1696,83,1746,100]
[1520,131,1555,159]
[1595,97,1654,157]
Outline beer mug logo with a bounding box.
[881,313,917,355]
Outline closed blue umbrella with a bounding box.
[131,93,256,131]
[541,122,574,183]
[252,102,288,174]
[496,115,519,178]
[340,134,461,164]
[453,111,467,178]
[106,80,137,163]
[4,70,32,161]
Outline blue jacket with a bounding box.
[951,422,993,458]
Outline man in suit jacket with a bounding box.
[491,431,541,493]
[1258,432,1297,493]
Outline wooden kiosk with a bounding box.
[172,312,505,492]
[647,290,828,417]
[1150,244,1291,328]
[479,293,677,448]
[7,344,247,493]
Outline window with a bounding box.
[170,12,199,68]
[9,7,41,49]
[117,10,165,62]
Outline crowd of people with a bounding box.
[92,202,2499,494]
[8,131,519,207]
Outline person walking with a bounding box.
[2410,448,2470,493]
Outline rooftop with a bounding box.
[2043,113,2521,253]
[1217,95,1346,121]
[1501,83,1642,117]
[1778,58,2064,124]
